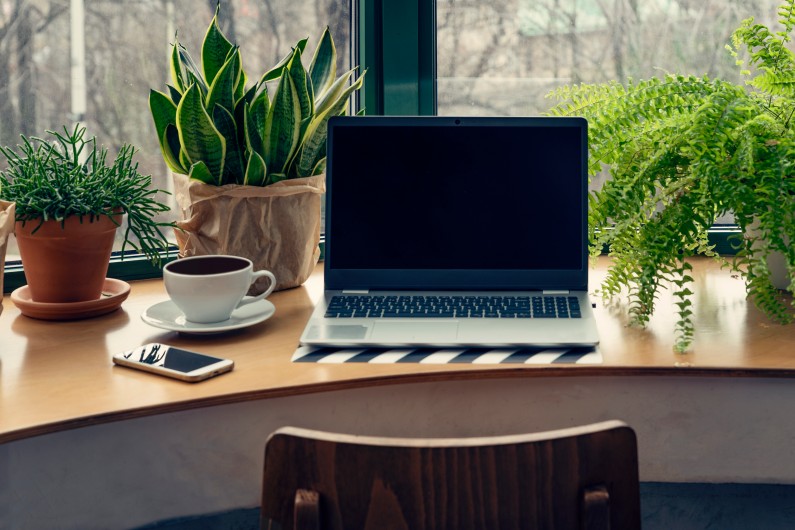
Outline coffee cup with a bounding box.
[163,255,276,323]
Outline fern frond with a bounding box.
[777,0,795,39]
[749,70,795,98]
[732,15,795,86]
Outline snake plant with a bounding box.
[149,7,364,186]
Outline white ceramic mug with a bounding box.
[163,255,276,323]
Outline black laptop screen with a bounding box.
[325,116,587,290]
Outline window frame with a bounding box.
[356,0,436,116]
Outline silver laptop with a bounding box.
[299,116,599,348]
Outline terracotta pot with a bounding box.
[15,214,121,303]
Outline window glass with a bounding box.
[437,0,781,116]
[1,0,350,263]
[436,0,779,223]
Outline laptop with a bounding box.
[299,115,599,348]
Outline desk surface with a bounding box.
[1,256,793,444]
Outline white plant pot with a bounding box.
[747,221,792,290]
[766,247,791,290]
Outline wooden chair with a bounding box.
[260,420,641,530]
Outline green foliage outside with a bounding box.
[548,0,795,351]
[149,6,364,187]
[0,126,173,265]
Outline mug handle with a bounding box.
[236,270,276,308]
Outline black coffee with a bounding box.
[166,256,249,275]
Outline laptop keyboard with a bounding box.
[325,295,581,319]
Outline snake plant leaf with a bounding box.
[310,158,326,175]
[179,47,208,96]
[308,27,336,97]
[266,173,288,186]
[213,105,245,184]
[234,84,257,144]
[170,40,186,93]
[176,84,226,185]
[206,48,240,115]
[179,147,190,170]
[260,38,308,83]
[244,150,267,186]
[149,89,177,145]
[244,103,264,159]
[314,68,356,117]
[237,83,257,108]
[288,48,313,123]
[161,124,185,174]
[263,73,301,174]
[234,65,248,102]
[167,84,182,106]
[294,117,328,178]
[296,73,364,177]
[250,85,270,140]
[149,90,186,173]
[188,160,215,185]
[201,7,235,86]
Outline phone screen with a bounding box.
[120,344,224,373]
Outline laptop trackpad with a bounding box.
[371,322,458,342]
[306,324,369,340]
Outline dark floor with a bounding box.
[136,482,795,529]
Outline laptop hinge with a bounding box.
[342,289,370,294]
[543,289,570,295]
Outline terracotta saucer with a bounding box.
[11,278,131,321]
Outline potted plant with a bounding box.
[148,7,364,293]
[547,0,795,351]
[0,125,173,305]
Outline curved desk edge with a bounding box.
[4,364,795,444]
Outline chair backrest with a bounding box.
[261,420,640,530]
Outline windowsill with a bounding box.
[2,240,327,293]
[0,221,741,294]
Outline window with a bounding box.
[1,0,350,291]
[433,0,773,248]
[436,0,782,116]
[3,0,775,291]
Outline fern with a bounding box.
[547,0,795,351]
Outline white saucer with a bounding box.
[141,299,275,334]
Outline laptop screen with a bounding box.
[325,116,588,291]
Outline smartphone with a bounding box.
[113,343,234,382]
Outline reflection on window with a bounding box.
[0,0,350,262]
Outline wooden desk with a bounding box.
[1,256,794,529]
[2,256,794,443]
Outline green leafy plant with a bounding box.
[547,0,795,351]
[149,6,364,187]
[0,125,174,265]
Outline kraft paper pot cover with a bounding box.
[172,173,325,293]
[0,201,16,301]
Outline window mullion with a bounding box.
[356,0,436,115]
